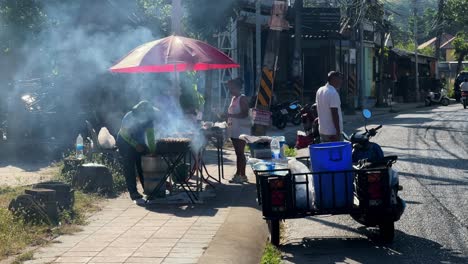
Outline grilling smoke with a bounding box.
[2,0,235,156]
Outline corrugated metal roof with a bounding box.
[417,33,455,50]
[392,48,436,60]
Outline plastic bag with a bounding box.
[289,158,315,210]
[98,127,116,149]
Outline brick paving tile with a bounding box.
[151,232,186,239]
[136,245,173,252]
[23,257,57,264]
[88,256,129,263]
[166,252,203,259]
[68,246,108,252]
[126,226,161,232]
[162,222,196,227]
[143,239,179,247]
[172,242,210,249]
[183,231,217,236]
[54,256,92,263]
[169,248,205,254]
[108,240,145,249]
[131,248,171,258]
[178,237,213,243]
[119,232,155,240]
[124,257,164,263]
[61,251,99,257]
[134,221,168,227]
[87,263,124,264]
[161,258,198,264]
[162,225,192,230]
[96,247,136,257]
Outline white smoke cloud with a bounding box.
[9,0,207,153]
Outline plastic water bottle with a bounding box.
[279,136,286,159]
[271,137,281,160]
[76,134,84,159]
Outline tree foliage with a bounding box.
[0,0,46,53]
[452,33,468,73]
[136,0,238,41]
[445,0,468,31]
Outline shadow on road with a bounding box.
[398,155,468,171]
[281,231,467,264]
[399,171,468,186]
[281,215,467,263]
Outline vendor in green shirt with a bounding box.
[117,101,158,204]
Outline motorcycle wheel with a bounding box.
[425,99,431,106]
[379,221,395,243]
[441,98,449,106]
[267,219,280,246]
[291,113,302,126]
[275,116,287,130]
[463,100,467,109]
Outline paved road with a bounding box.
[281,104,468,263]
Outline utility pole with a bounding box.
[413,0,420,101]
[377,16,386,106]
[292,0,303,102]
[252,0,289,136]
[434,0,444,79]
[256,0,262,90]
[172,0,182,35]
[358,0,366,108]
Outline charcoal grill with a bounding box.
[154,138,191,154]
[146,137,198,203]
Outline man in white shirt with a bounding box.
[316,71,343,142]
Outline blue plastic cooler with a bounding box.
[309,142,353,209]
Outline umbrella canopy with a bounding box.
[110,35,239,73]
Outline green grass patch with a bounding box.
[260,243,282,264]
[0,185,103,260]
[0,207,48,259]
[0,153,123,260]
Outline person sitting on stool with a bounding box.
[117,101,158,205]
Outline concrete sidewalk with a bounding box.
[23,149,268,264]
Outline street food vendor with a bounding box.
[225,77,250,183]
[117,101,158,204]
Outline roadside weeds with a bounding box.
[0,154,126,262]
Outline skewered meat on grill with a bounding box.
[154,138,191,154]
[157,138,191,143]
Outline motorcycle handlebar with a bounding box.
[367,125,382,137]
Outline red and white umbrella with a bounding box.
[110,35,239,73]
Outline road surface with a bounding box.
[281,104,468,263]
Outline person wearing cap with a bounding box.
[225,77,250,183]
[117,101,158,204]
[316,71,343,142]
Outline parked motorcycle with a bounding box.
[287,101,302,125]
[425,88,450,106]
[343,109,405,242]
[295,103,320,148]
[271,101,302,129]
[461,91,468,109]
